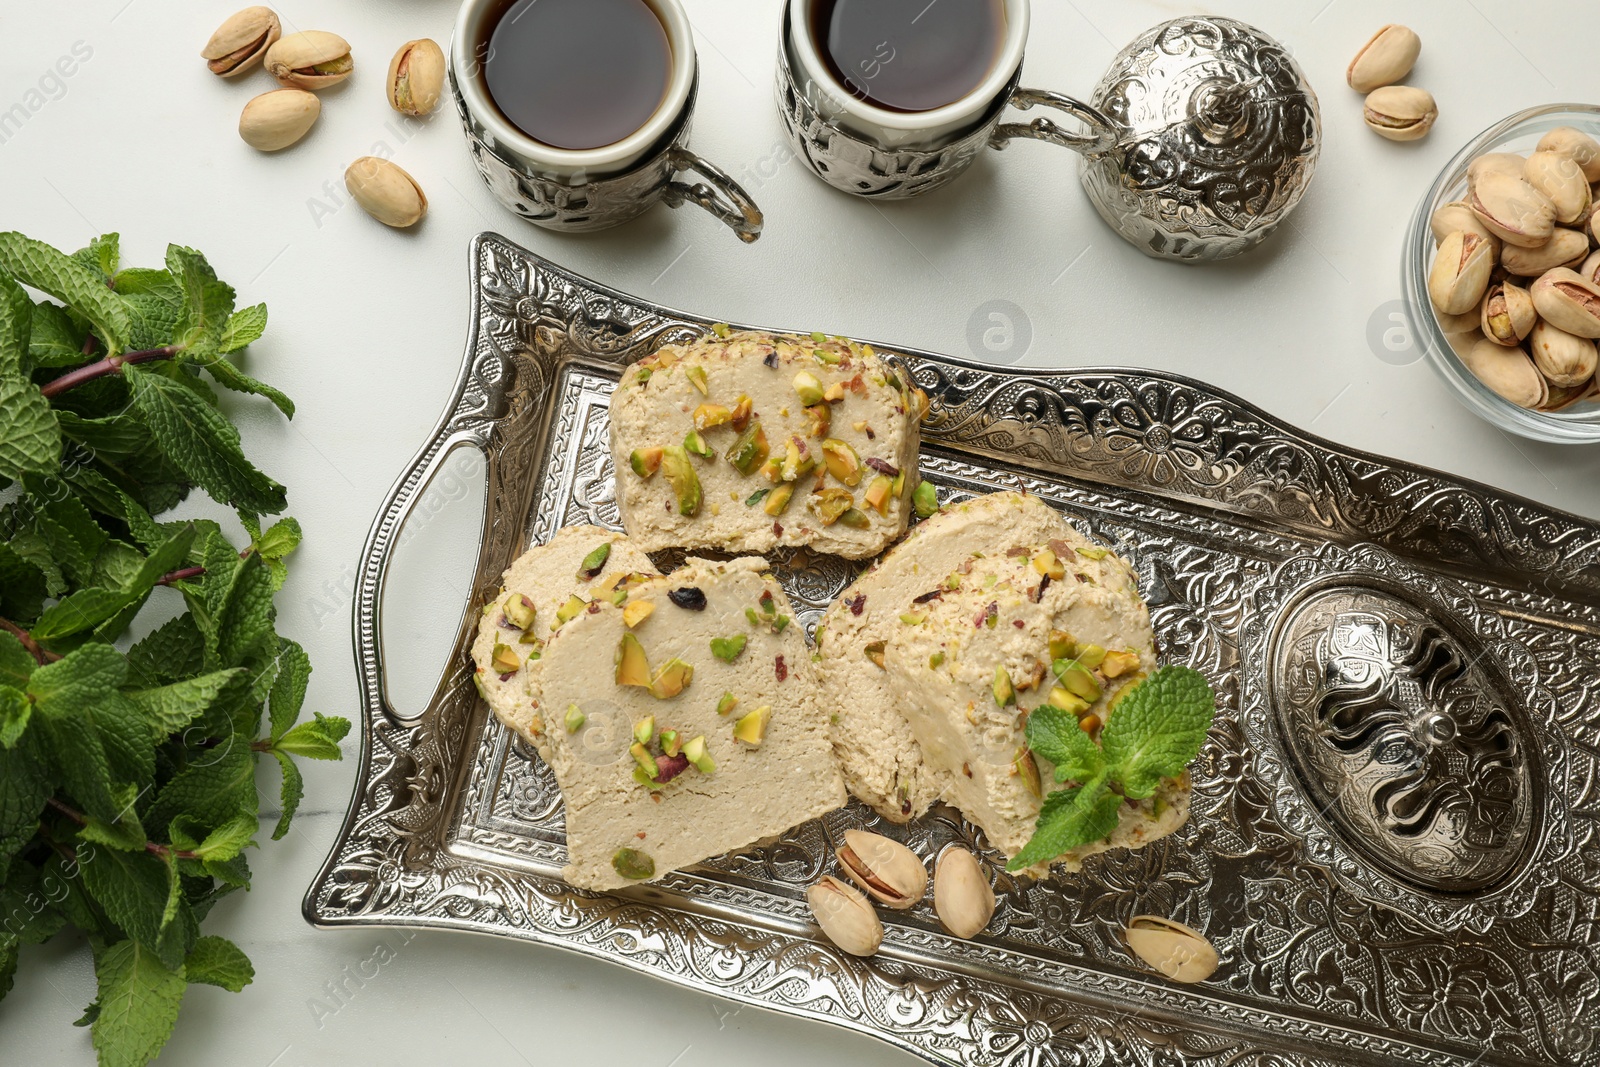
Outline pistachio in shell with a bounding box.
[1502,227,1590,277]
[1524,151,1593,224]
[1481,281,1536,347]
[1362,85,1436,142]
[1460,337,1549,409]
[1429,201,1495,245]
[1531,268,1600,339]
[1537,126,1600,182]
[387,38,445,117]
[1528,320,1598,388]
[265,30,353,90]
[345,156,428,228]
[933,848,995,939]
[1468,153,1529,188]
[806,875,883,957]
[1469,171,1556,248]
[1435,298,1486,336]
[1124,916,1219,984]
[238,89,320,152]
[1581,250,1600,287]
[836,830,927,910]
[1427,231,1496,316]
[202,6,282,77]
[1346,24,1420,93]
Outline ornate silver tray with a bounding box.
[304,233,1600,1067]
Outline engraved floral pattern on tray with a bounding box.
[306,234,1600,1067]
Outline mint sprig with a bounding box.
[1009,666,1215,871]
[0,232,349,1067]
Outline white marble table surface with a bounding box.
[2,1,1596,1064]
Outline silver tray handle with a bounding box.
[663,146,766,244]
[990,87,1118,156]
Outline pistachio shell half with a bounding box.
[202,6,282,77]
[1362,86,1436,142]
[1502,227,1590,276]
[1460,337,1549,409]
[1528,319,1598,387]
[345,157,428,228]
[1469,172,1557,248]
[1346,24,1420,93]
[1429,200,1495,245]
[837,830,927,909]
[1428,231,1496,316]
[238,88,320,152]
[1481,281,1537,346]
[387,38,445,117]
[933,848,995,939]
[1525,151,1593,224]
[1435,299,1486,336]
[807,875,883,957]
[1532,268,1600,338]
[266,30,353,90]
[1125,916,1219,984]
[1537,126,1600,182]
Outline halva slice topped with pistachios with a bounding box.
[470,525,659,759]
[528,556,845,891]
[609,329,927,559]
[815,491,1098,824]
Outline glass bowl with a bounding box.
[1403,104,1600,443]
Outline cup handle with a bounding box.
[663,147,766,244]
[990,87,1118,156]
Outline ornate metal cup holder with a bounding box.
[306,234,1600,1067]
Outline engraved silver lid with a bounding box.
[1077,16,1322,263]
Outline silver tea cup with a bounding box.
[451,0,764,243]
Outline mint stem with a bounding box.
[39,345,181,399]
[0,616,60,665]
[45,798,202,861]
[156,566,206,586]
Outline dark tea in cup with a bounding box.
[483,0,673,151]
[807,0,1007,113]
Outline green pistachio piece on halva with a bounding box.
[504,593,537,631]
[612,847,655,880]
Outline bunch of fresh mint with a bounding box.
[1010,666,1215,870]
[0,232,349,1067]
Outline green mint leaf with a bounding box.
[254,516,302,562]
[267,639,310,742]
[0,371,61,482]
[78,845,176,955]
[1024,705,1106,783]
[166,246,234,353]
[27,644,140,822]
[0,686,31,749]
[30,488,109,587]
[0,630,36,690]
[0,932,17,1002]
[124,668,243,739]
[1,856,69,946]
[122,292,183,353]
[201,553,277,669]
[25,301,88,368]
[125,366,286,514]
[0,731,52,865]
[272,712,349,761]
[74,233,120,281]
[112,267,180,302]
[269,749,302,841]
[183,935,253,993]
[0,274,31,374]
[0,542,48,623]
[5,527,65,599]
[218,303,267,354]
[145,735,256,836]
[31,587,141,643]
[90,939,186,1067]
[60,466,163,548]
[1100,666,1215,801]
[187,347,295,418]
[126,615,204,688]
[77,805,150,852]
[1007,777,1124,871]
[194,814,255,863]
[0,232,132,355]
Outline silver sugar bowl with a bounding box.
[1051,16,1323,263]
